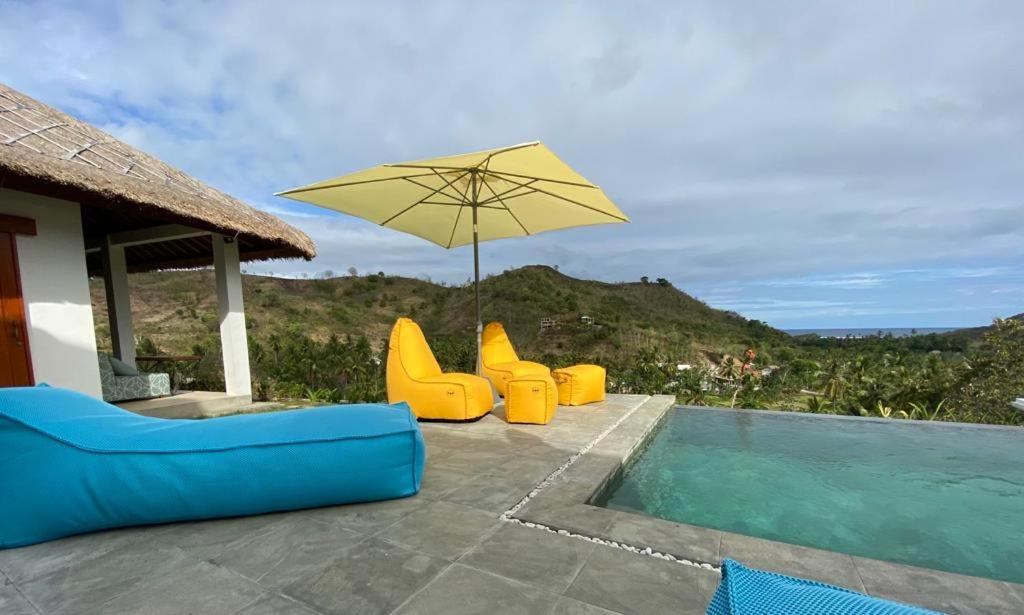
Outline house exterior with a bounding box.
[0,83,314,403]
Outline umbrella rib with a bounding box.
[484,173,630,222]
[476,180,538,206]
[481,176,530,236]
[277,170,438,195]
[380,169,472,226]
[479,169,599,189]
[403,175,468,204]
[445,168,477,249]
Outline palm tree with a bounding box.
[821,358,846,402]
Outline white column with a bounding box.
[101,237,135,366]
[213,235,252,398]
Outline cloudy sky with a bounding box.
[2,1,1022,329]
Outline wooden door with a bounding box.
[0,215,35,387]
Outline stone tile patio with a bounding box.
[1,394,1022,614]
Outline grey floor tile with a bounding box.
[719,531,866,591]
[234,593,323,615]
[565,546,718,615]
[149,513,287,562]
[549,596,622,615]
[523,503,620,537]
[282,537,446,615]
[418,465,478,501]
[441,470,538,514]
[0,574,38,615]
[298,496,425,535]
[384,500,501,560]
[459,523,595,593]
[19,545,204,614]
[853,556,1024,615]
[78,558,265,615]
[599,514,720,564]
[0,525,166,584]
[394,564,560,615]
[209,517,364,587]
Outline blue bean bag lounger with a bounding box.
[0,385,425,548]
[707,559,941,615]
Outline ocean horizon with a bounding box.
[783,327,961,338]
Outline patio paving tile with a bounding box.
[458,523,595,593]
[549,596,622,615]
[393,564,560,615]
[719,531,866,591]
[281,537,446,615]
[75,557,265,615]
[383,500,501,561]
[145,513,288,562]
[294,496,425,536]
[564,545,718,615]
[597,514,721,564]
[0,573,38,615]
[17,545,214,614]
[441,470,541,514]
[416,465,477,500]
[853,556,1024,615]
[205,518,364,587]
[0,525,169,585]
[233,593,323,615]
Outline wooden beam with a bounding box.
[85,224,210,251]
[0,213,37,236]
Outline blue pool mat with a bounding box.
[707,559,943,615]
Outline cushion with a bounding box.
[484,360,550,396]
[505,374,558,424]
[707,559,941,615]
[0,385,425,548]
[552,364,606,406]
[109,356,139,376]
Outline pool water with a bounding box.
[597,408,1024,584]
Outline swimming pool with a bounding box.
[596,407,1024,584]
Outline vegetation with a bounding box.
[93,267,1023,425]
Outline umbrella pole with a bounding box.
[473,203,482,376]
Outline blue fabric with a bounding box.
[0,386,425,548]
[707,559,943,615]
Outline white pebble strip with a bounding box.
[499,397,721,574]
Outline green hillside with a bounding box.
[91,264,788,365]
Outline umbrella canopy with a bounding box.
[277,141,629,373]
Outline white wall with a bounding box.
[0,189,102,397]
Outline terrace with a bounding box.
[3,395,1021,615]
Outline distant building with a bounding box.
[676,363,692,371]
[579,314,594,326]
[540,317,558,330]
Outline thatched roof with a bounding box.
[0,83,315,271]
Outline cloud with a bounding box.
[1,0,1022,327]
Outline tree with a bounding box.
[640,276,650,284]
[656,277,670,287]
[347,266,358,277]
[949,318,1024,424]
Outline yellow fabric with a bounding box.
[386,318,493,420]
[277,142,629,249]
[505,374,558,425]
[552,364,607,406]
[481,322,549,396]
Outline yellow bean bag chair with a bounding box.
[481,322,550,397]
[387,318,494,421]
[552,364,606,406]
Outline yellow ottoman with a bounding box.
[505,374,558,424]
[552,364,606,406]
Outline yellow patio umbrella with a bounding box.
[277,141,629,373]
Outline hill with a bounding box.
[90,265,790,365]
